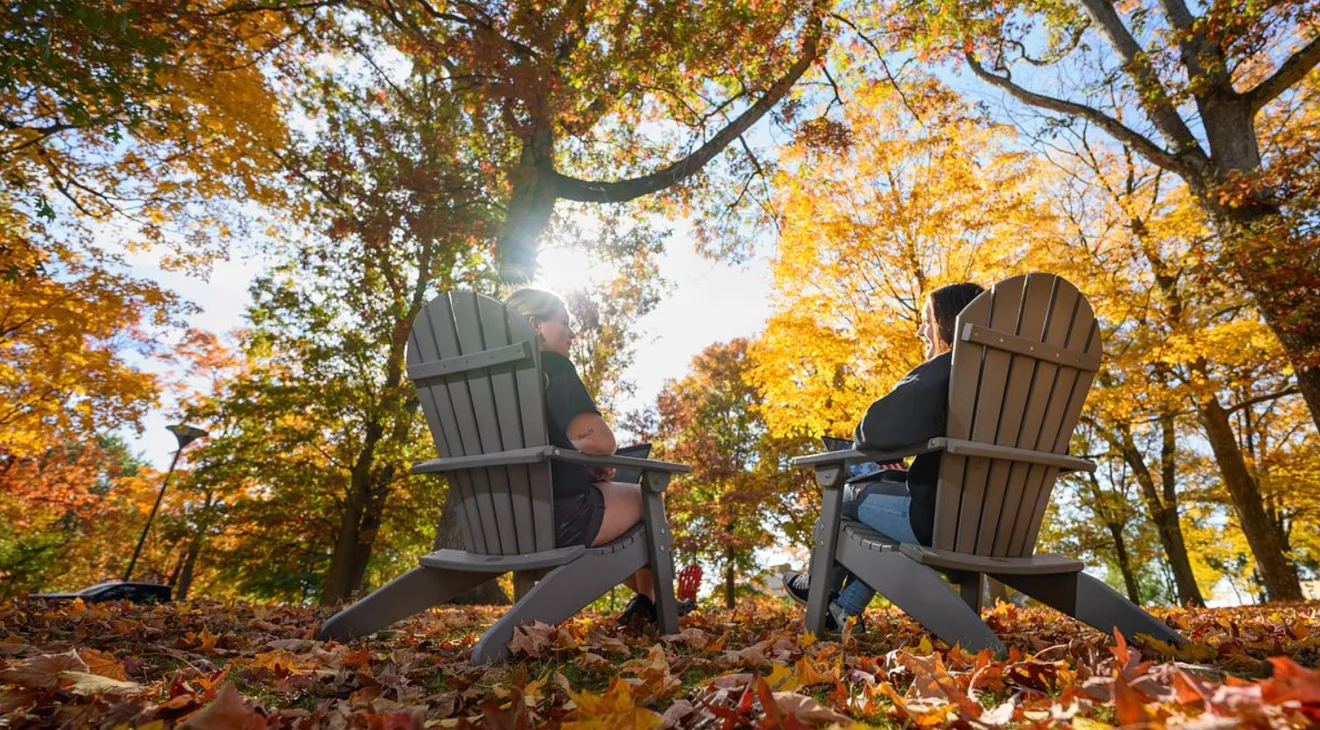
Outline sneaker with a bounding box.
[827,601,866,634]
[617,593,657,625]
[782,571,813,606]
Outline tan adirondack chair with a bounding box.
[794,273,1183,653]
[317,291,689,664]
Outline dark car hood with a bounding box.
[30,592,82,599]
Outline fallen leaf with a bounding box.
[58,670,142,695]
[771,691,851,725]
[0,651,88,690]
[78,648,128,681]
[180,683,267,729]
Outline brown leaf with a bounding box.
[180,683,267,729]
[720,640,771,670]
[507,620,558,659]
[0,650,88,690]
[770,692,851,725]
[79,648,128,681]
[660,699,696,728]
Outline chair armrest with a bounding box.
[548,448,692,474]
[936,438,1097,473]
[410,446,554,474]
[791,440,940,469]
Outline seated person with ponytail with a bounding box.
[506,289,686,624]
[781,282,985,631]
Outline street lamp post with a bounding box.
[123,424,208,582]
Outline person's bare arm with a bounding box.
[566,412,617,455]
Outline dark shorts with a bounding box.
[554,483,606,547]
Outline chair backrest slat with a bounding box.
[985,274,1059,555]
[476,295,541,555]
[974,274,1054,555]
[450,292,520,555]
[505,309,555,552]
[409,291,553,556]
[932,274,1102,557]
[410,305,480,552]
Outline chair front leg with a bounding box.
[805,465,846,636]
[641,470,679,634]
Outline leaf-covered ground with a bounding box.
[2,597,1318,729]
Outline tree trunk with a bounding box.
[1114,425,1204,606]
[319,309,421,605]
[1196,392,1303,600]
[321,469,371,605]
[175,537,202,601]
[1190,105,1320,432]
[1106,522,1142,604]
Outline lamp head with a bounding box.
[167,424,209,450]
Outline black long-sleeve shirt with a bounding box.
[852,351,951,545]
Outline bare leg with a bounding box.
[593,481,644,544]
[594,482,657,600]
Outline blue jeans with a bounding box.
[834,485,918,616]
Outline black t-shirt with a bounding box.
[541,351,600,499]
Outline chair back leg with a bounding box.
[318,567,496,642]
[994,572,1185,646]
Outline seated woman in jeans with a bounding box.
[782,282,984,631]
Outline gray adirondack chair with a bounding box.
[795,273,1184,653]
[317,290,689,664]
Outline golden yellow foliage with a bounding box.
[751,75,1053,438]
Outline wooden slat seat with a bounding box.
[794,273,1183,653]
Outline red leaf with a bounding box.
[1113,674,1149,728]
[1261,657,1320,705]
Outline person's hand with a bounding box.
[587,466,616,483]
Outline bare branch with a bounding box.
[829,12,924,127]
[1073,0,1203,154]
[1228,387,1302,414]
[964,52,1188,174]
[1243,34,1320,113]
[550,4,827,203]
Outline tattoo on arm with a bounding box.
[572,426,595,441]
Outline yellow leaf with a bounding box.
[563,677,664,730]
[58,670,142,695]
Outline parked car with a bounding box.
[30,581,172,604]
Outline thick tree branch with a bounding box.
[1073,0,1203,154]
[1243,34,1320,113]
[549,7,826,203]
[1155,0,1194,31]
[1227,387,1301,414]
[964,52,1187,174]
